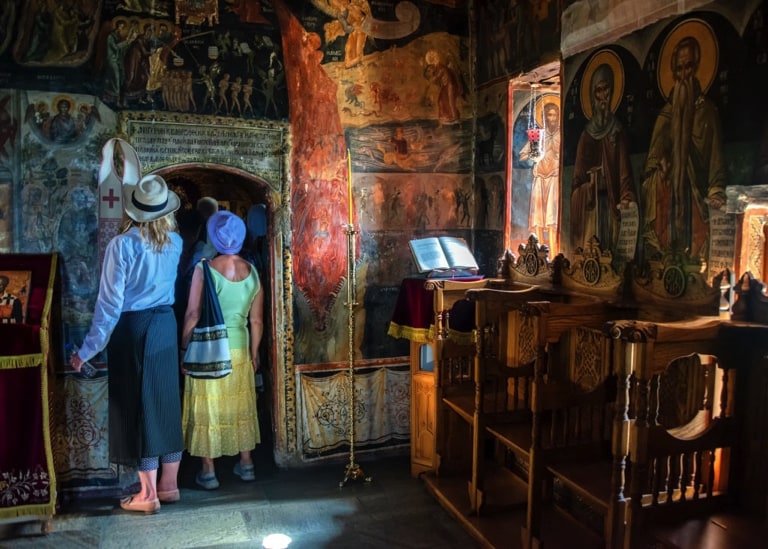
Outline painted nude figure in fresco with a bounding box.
[317,0,420,70]
[322,0,370,69]
[571,51,636,256]
[641,21,725,261]
[229,76,243,116]
[520,97,561,253]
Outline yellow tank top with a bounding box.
[207,264,260,350]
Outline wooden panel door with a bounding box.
[411,341,437,477]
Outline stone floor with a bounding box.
[0,453,481,549]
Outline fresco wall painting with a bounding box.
[0,1,286,128]
[473,77,508,274]
[0,0,586,471]
[276,0,476,463]
[562,1,766,289]
[560,0,714,58]
[0,90,16,253]
[0,1,475,361]
[473,0,563,276]
[476,0,562,82]
[2,87,122,490]
[510,86,562,255]
[564,47,639,272]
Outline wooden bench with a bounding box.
[522,324,618,548]
[429,286,544,508]
[448,289,627,521]
[624,318,740,547]
[533,317,735,548]
[421,283,553,547]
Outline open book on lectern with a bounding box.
[409,236,480,278]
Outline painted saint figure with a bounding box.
[521,99,561,253]
[49,98,77,143]
[571,59,636,255]
[0,275,23,324]
[424,50,463,125]
[641,31,725,260]
[123,23,154,104]
[103,20,130,107]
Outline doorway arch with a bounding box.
[155,163,290,468]
[155,164,276,469]
[117,113,296,464]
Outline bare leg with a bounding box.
[201,456,215,474]
[239,450,253,466]
[157,460,180,493]
[136,469,157,502]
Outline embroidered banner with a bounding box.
[298,367,410,457]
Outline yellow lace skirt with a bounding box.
[182,348,260,458]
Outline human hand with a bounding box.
[658,157,671,178]
[179,347,189,375]
[69,346,96,377]
[70,352,83,372]
[706,196,726,211]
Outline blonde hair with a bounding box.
[120,213,177,251]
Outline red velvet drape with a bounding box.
[0,253,57,518]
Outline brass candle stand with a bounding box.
[339,223,373,488]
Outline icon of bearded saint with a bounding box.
[641,23,724,260]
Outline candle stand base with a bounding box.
[339,461,373,488]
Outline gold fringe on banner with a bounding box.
[0,354,44,369]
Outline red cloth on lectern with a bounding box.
[388,277,481,343]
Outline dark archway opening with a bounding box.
[159,164,277,482]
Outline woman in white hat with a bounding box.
[71,173,184,514]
